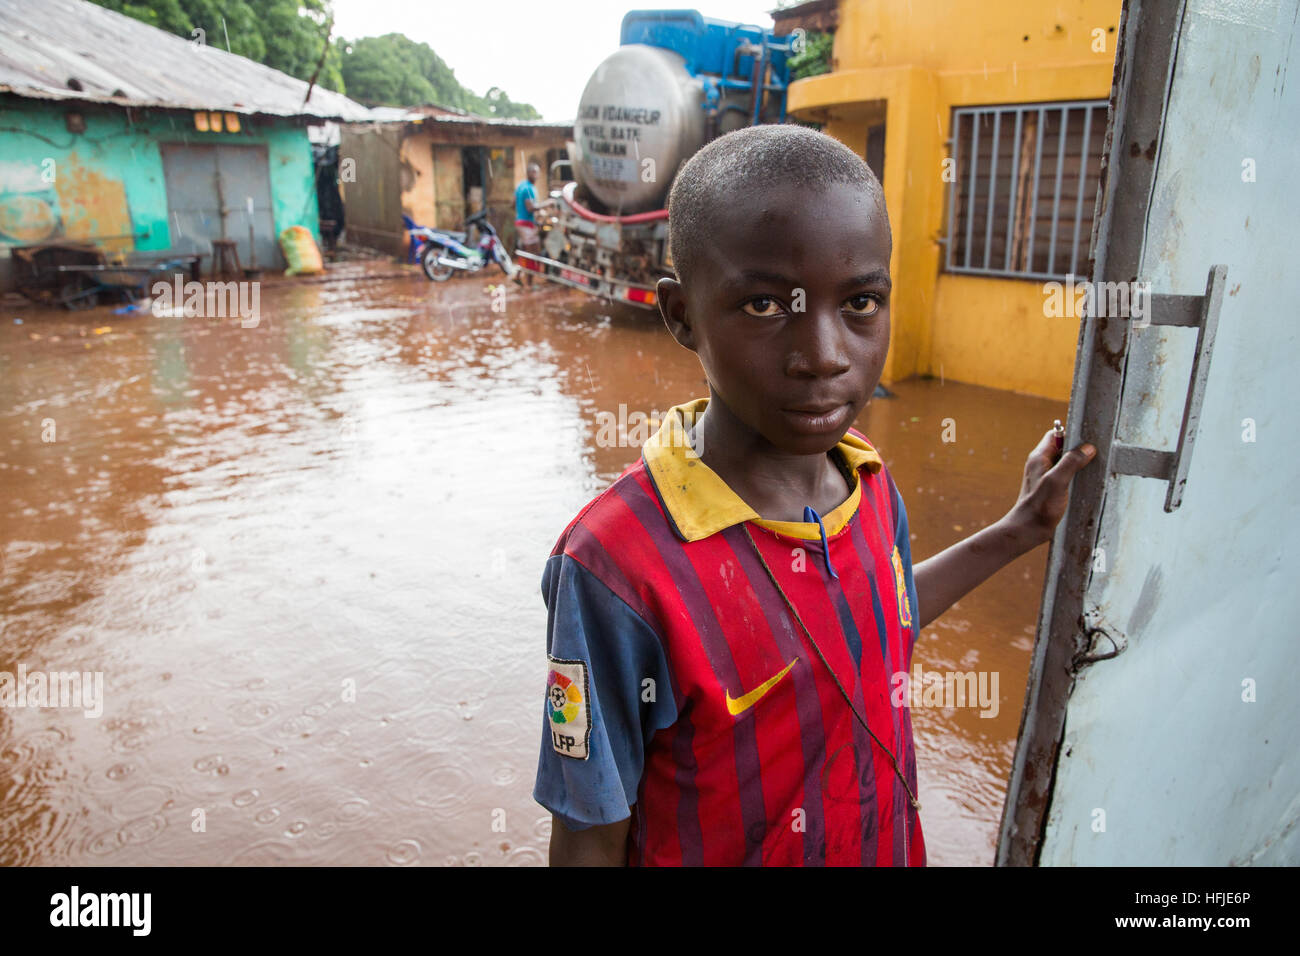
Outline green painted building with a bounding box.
[0,0,372,289]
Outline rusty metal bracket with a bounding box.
[1109,264,1227,512]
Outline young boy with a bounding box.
[532,124,1095,866]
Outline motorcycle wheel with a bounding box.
[421,246,455,282]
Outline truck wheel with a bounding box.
[422,247,454,282]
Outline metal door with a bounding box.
[161,144,279,270]
[485,146,516,247]
[998,0,1300,866]
[432,145,465,231]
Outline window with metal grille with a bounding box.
[945,101,1108,280]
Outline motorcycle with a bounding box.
[409,209,518,282]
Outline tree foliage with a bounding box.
[338,34,539,118]
[91,0,342,91]
[88,1,540,118]
[788,31,834,80]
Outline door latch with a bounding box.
[1072,623,1127,671]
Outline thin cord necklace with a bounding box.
[741,524,922,815]
[693,415,920,859]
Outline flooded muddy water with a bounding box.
[0,263,1065,866]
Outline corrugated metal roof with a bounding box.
[0,0,374,121]
[356,106,573,128]
[417,113,574,128]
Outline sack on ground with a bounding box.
[280,226,324,276]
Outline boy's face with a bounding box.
[659,180,892,456]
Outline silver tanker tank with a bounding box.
[573,44,708,214]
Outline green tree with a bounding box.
[104,0,192,34]
[252,0,342,92]
[337,34,440,106]
[788,31,833,80]
[88,1,539,116]
[90,0,343,92]
[182,0,267,65]
[337,33,539,118]
[475,86,541,121]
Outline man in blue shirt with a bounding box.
[515,162,554,287]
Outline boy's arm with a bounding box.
[912,429,1096,629]
[549,814,631,866]
[533,550,677,866]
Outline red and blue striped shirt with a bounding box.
[534,397,924,866]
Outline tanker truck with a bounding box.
[514,9,796,309]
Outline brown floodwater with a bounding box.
[0,262,1065,866]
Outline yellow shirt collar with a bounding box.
[641,397,883,543]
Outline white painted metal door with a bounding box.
[161,144,279,270]
[998,0,1300,865]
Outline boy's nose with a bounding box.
[784,307,851,378]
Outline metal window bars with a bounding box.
[943,100,1108,282]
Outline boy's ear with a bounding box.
[657,277,696,351]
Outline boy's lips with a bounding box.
[781,402,852,433]
[785,402,848,414]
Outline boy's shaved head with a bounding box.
[667,124,888,288]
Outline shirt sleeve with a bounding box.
[891,483,922,656]
[532,551,677,831]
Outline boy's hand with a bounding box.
[1005,427,1097,547]
[913,425,1097,628]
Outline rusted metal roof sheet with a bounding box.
[357,106,573,129]
[0,0,373,121]
[418,114,574,128]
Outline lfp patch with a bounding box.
[546,657,591,760]
[892,545,913,629]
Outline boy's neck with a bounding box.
[690,396,854,524]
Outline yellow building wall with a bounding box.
[832,0,1120,72]
[788,0,1122,398]
[929,275,1083,395]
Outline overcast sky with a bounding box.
[330,0,781,121]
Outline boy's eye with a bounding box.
[741,296,785,317]
[844,294,880,316]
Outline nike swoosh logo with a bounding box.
[725,658,799,716]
